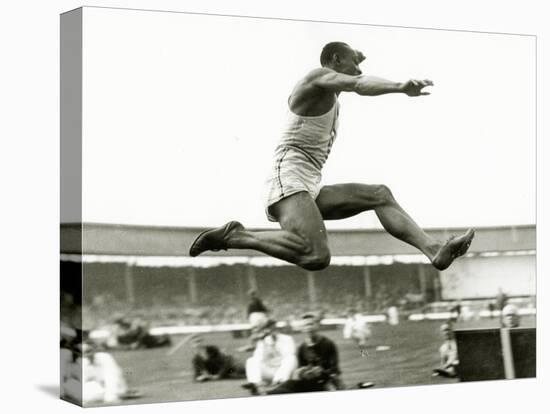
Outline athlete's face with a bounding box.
[336,45,365,76]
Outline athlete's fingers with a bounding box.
[420,92,431,95]
[422,79,434,86]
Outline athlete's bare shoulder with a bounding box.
[290,68,337,116]
[302,67,336,86]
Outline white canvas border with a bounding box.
[1,1,547,413]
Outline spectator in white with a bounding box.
[61,350,83,403]
[387,305,399,325]
[502,304,520,328]
[247,290,269,328]
[242,318,297,395]
[343,309,371,353]
[60,326,82,404]
[62,338,141,405]
[267,312,347,394]
[238,290,271,353]
[432,323,459,378]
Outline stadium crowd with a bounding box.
[82,286,535,330]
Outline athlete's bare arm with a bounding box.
[310,67,433,97]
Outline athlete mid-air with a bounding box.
[190,41,474,271]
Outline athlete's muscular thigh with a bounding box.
[316,183,389,220]
[270,191,329,255]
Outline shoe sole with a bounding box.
[189,221,243,257]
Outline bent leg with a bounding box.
[315,184,474,269]
[316,183,440,260]
[191,192,331,271]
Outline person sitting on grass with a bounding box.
[432,323,459,378]
[241,319,297,395]
[190,335,246,382]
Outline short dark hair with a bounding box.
[320,42,350,66]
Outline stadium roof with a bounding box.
[61,223,535,257]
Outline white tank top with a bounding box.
[275,100,340,170]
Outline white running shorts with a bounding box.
[264,147,322,222]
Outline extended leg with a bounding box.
[189,192,331,271]
[315,183,474,270]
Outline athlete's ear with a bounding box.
[332,53,342,66]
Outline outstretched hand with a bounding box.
[401,79,433,96]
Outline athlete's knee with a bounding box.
[299,248,331,271]
[300,255,331,271]
[373,184,395,204]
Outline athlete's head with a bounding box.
[320,42,365,76]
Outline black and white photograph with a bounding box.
[4,1,548,414]
[58,5,539,408]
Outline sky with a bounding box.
[80,7,536,229]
